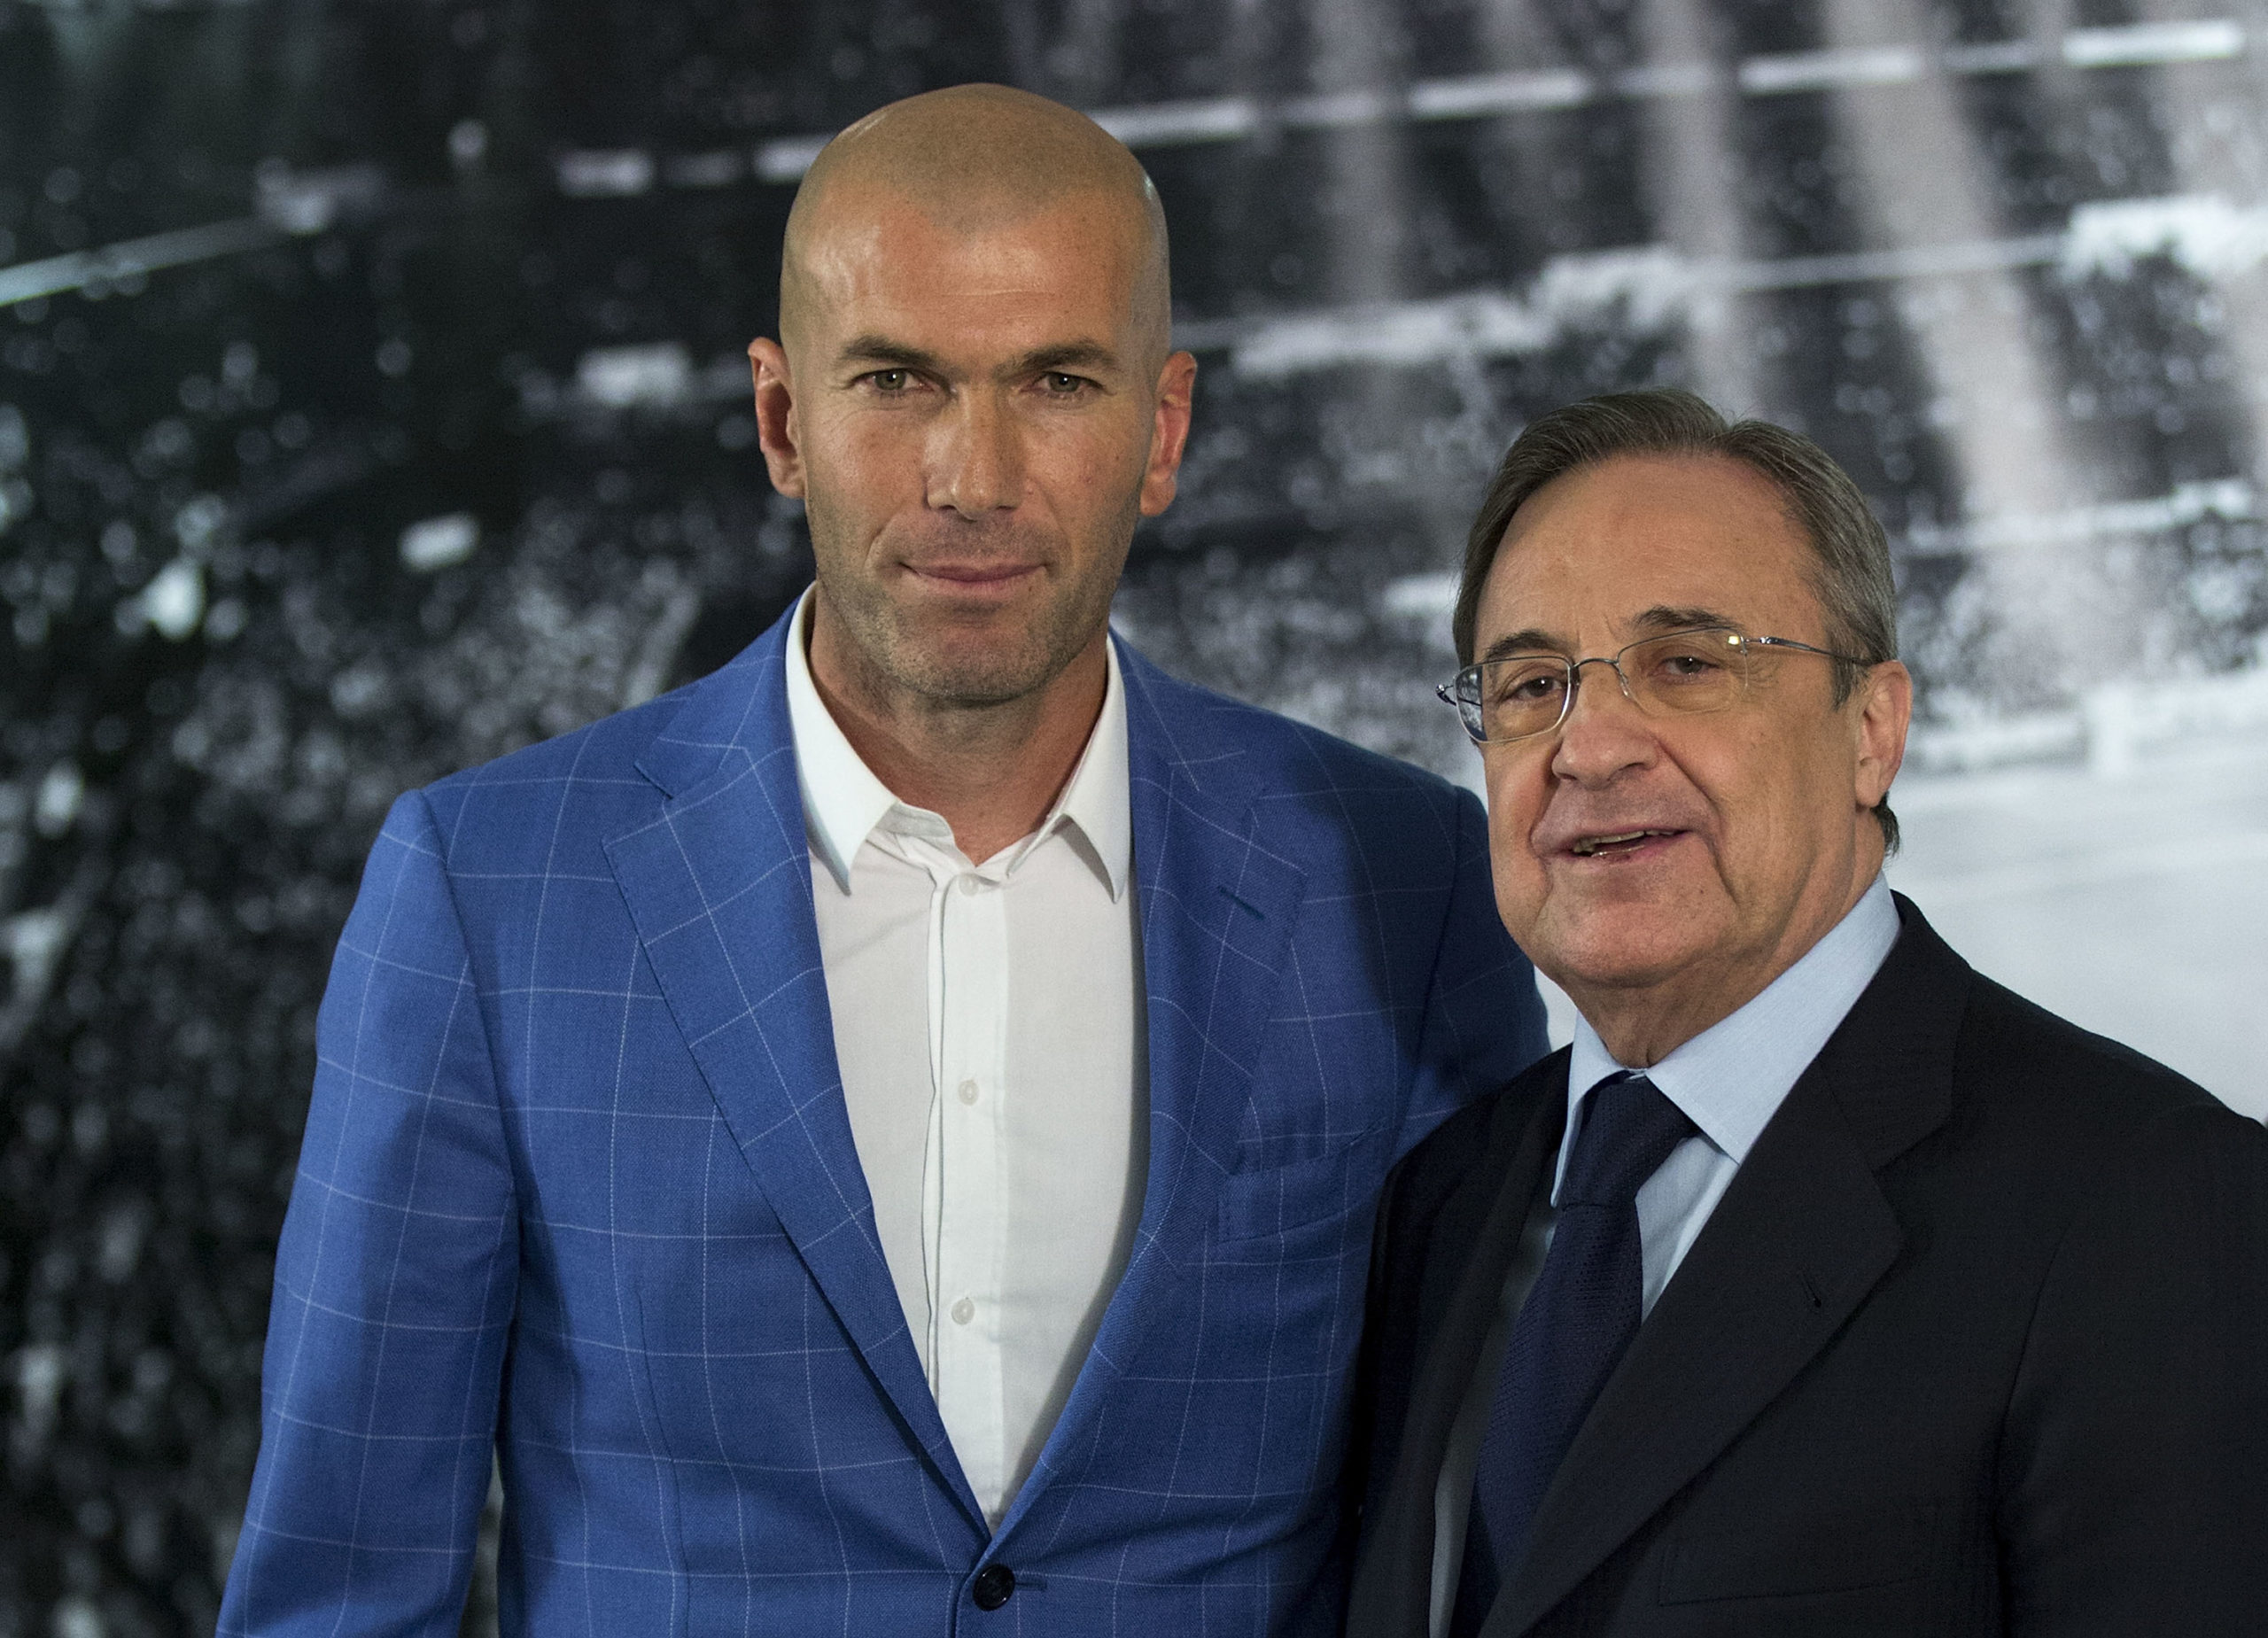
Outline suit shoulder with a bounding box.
[1125,648,1472,817]
[1954,972,2254,1150]
[413,682,695,859]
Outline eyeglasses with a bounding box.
[1436,625,1868,745]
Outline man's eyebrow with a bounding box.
[830,337,1125,381]
[1005,340,1122,377]
[835,335,947,374]
[1632,603,1743,633]
[1476,606,1744,663]
[1479,628,1570,663]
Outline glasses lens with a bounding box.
[1625,628,1745,715]
[1471,657,1572,741]
[1449,673,1487,741]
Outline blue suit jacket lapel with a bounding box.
[1006,644,1310,1525]
[1123,645,1310,1262]
[601,618,983,1528]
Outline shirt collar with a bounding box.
[781,586,1132,900]
[1557,872,1901,1199]
[1047,633,1132,900]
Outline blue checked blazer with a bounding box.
[219,609,1547,1636]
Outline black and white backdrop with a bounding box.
[4,1,2267,1631]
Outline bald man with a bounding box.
[220,87,1545,1636]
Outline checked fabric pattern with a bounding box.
[218,608,1548,1637]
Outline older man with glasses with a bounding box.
[1347,388,2268,1638]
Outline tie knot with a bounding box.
[1558,1074,1697,1209]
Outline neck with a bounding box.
[1569,841,1884,1068]
[806,598,1109,865]
[1577,980,1762,1071]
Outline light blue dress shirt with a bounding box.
[1427,873,1903,1634]
[1561,869,1903,1317]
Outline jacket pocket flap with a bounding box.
[1214,1128,1393,1242]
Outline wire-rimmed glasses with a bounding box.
[1436,625,1867,745]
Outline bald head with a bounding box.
[746,84,1197,740]
[781,84,1172,366]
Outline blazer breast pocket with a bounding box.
[1213,1127,1394,1244]
[1657,1498,1943,1606]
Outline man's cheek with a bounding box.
[1488,849,1547,942]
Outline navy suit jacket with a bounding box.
[219,609,1547,1635]
[1348,897,2268,1637]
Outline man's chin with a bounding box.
[818,567,1114,711]
[1526,906,1721,1002]
[880,626,1076,707]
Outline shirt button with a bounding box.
[957,1079,980,1106]
[951,1296,975,1325]
[957,874,982,896]
[972,1564,1015,1611]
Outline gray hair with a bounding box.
[1452,388,1901,850]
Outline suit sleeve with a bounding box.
[1999,1098,2268,1635]
[218,789,518,1636]
[1398,785,1549,1158]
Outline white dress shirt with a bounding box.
[782,591,1148,1531]
[1428,873,1902,1634]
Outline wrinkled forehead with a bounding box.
[1481,454,1825,645]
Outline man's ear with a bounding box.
[1137,350,1198,517]
[1853,659,1913,811]
[747,338,806,499]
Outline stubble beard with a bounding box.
[809,511,1128,711]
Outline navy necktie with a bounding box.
[1449,1073,1697,1638]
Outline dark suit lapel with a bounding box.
[1484,897,1968,1637]
[602,617,983,1529]
[1350,1058,1567,1638]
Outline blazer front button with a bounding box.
[971,1564,1015,1611]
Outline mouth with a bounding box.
[902,559,1044,595]
[1565,828,1685,860]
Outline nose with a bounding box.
[927,388,1024,518]
[1549,657,1657,785]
